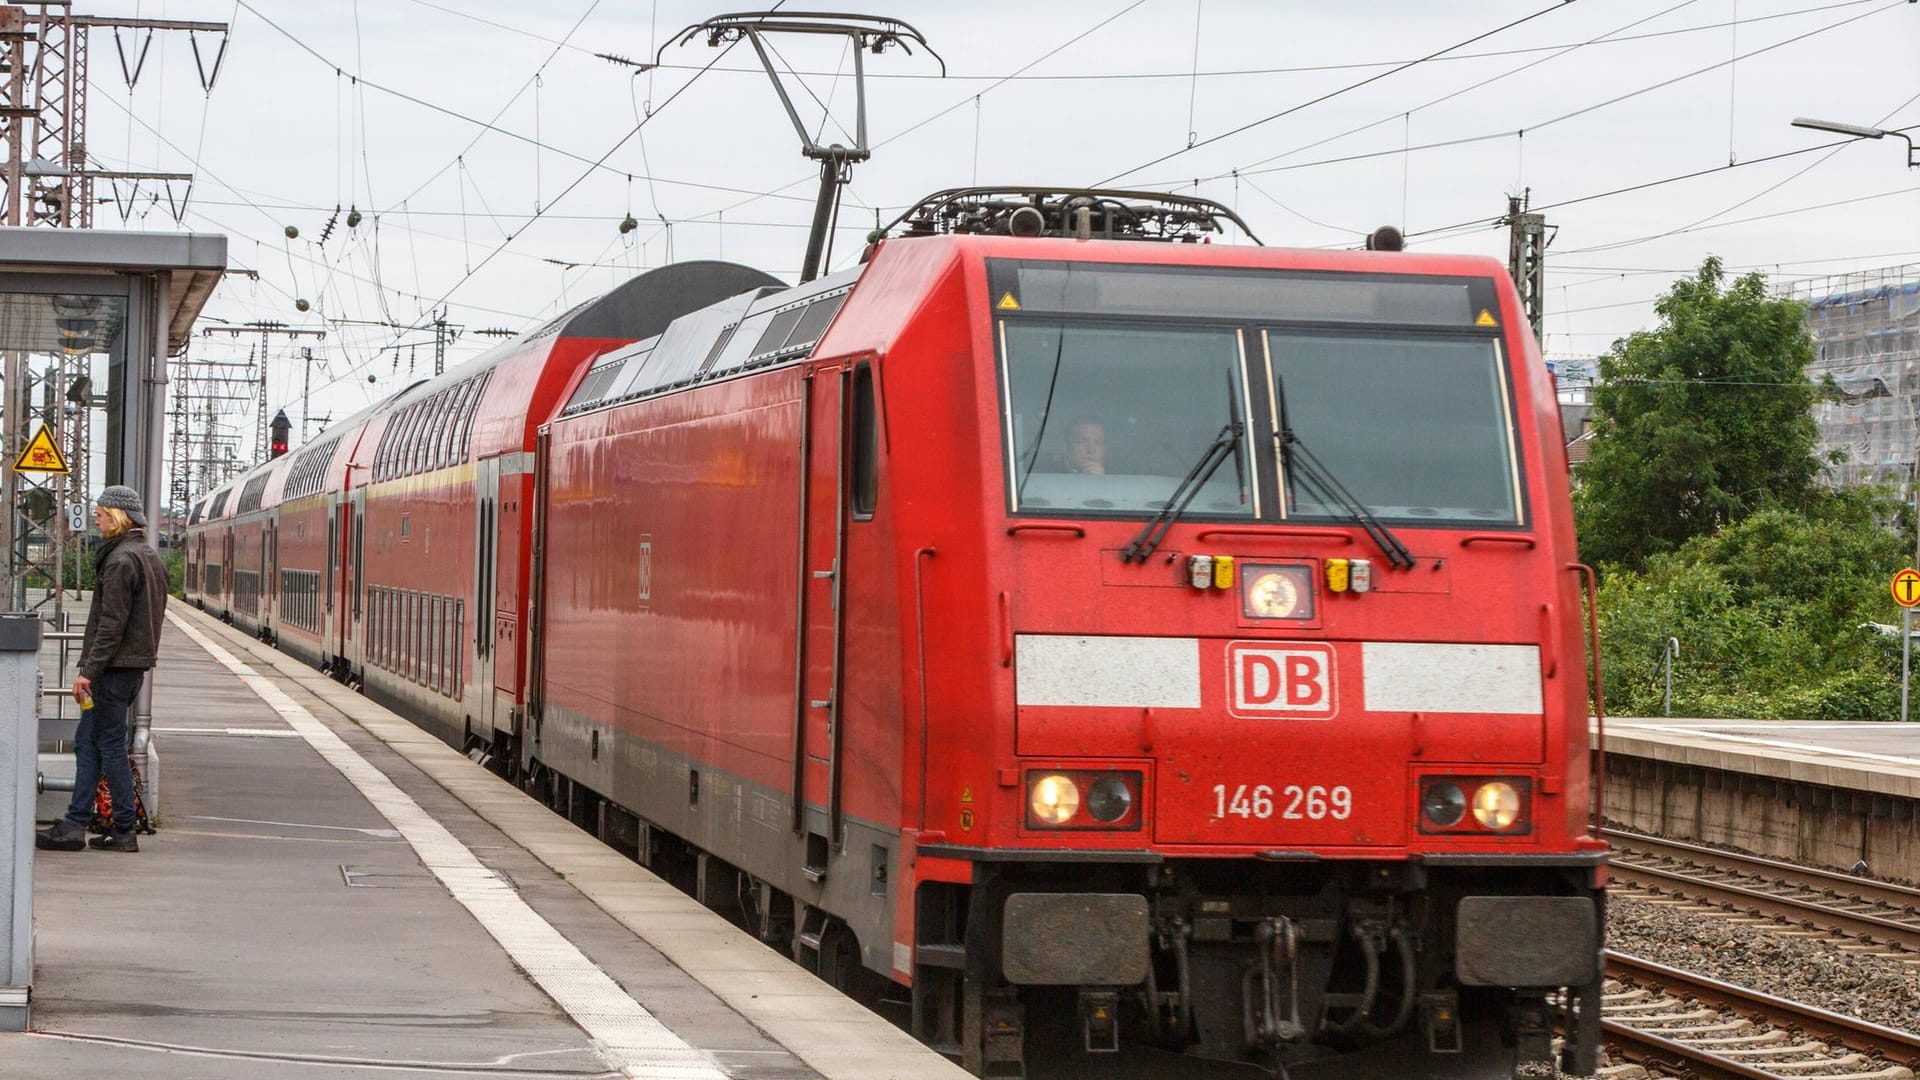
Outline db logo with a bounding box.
[1226,642,1337,719]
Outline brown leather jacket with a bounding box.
[80,529,169,679]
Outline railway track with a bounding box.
[1601,952,1920,1080]
[1604,830,1920,958]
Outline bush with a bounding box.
[1596,488,1909,721]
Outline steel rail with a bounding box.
[1608,859,1920,952]
[1606,951,1920,1071]
[1606,829,1920,912]
[1600,1017,1782,1080]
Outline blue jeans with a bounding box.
[64,667,144,831]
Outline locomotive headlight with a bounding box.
[1471,782,1522,831]
[1028,774,1081,825]
[1242,564,1314,620]
[1085,775,1134,823]
[1421,781,1467,828]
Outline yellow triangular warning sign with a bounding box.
[14,425,69,475]
[1474,309,1498,327]
[996,292,1021,311]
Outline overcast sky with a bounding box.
[68,0,1920,456]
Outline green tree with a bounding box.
[1575,257,1822,570]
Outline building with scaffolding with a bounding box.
[1783,264,1920,490]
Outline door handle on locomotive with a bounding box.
[1538,603,1557,680]
[1459,533,1535,548]
[1199,527,1351,545]
[1006,523,1085,538]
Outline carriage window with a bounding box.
[851,364,878,517]
[430,596,443,690]
[459,371,491,459]
[1266,331,1521,525]
[1000,321,1254,517]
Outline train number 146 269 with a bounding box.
[1212,783,1353,820]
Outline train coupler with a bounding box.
[1244,916,1307,1048]
[1419,990,1462,1054]
[1079,989,1120,1053]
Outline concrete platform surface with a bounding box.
[1597,717,1920,799]
[2,603,967,1080]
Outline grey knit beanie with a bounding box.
[97,485,146,528]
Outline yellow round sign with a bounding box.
[1894,568,1920,608]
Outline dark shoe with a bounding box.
[35,820,86,851]
[88,830,138,853]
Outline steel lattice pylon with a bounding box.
[26,3,79,227]
[1,7,29,226]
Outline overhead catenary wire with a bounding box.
[1131,0,1907,198]
[229,1,813,211]
[393,0,1879,84]
[1225,0,1707,179]
[84,89,546,321]
[626,0,1157,275]
[1401,122,1920,242]
[304,37,746,400]
[1555,88,1920,256]
[1094,0,1582,186]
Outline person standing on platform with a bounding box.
[36,485,168,853]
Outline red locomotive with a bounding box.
[188,188,1606,1078]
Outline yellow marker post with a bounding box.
[1896,568,1920,721]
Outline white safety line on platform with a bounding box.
[166,612,731,1080]
[155,726,301,738]
[189,815,402,838]
[29,1028,623,1077]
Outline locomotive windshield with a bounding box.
[990,259,1524,526]
[1271,332,1520,525]
[1002,322,1257,518]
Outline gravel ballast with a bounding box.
[1607,893,1920,1033]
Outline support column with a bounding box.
[0,613,43,1031]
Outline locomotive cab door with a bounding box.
[794,364,851,877]
[472,456,502,736]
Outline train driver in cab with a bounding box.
[1065,416,1108,475]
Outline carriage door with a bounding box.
[472,456,502,735]
[345,487,366,673]
[325,501,340,658]
[794,365,850,876]
[263,521,275,628]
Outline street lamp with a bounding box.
[1791,117,1918,168]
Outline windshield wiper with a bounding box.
[1122,421,1243,563]
[1278,428,1416,570]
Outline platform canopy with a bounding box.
[0,228,225,356]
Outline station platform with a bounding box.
[1600,717,1920,799]
[3,604,966,1080]
[1597,717,1920,881]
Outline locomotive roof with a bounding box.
[560,266,858,418]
